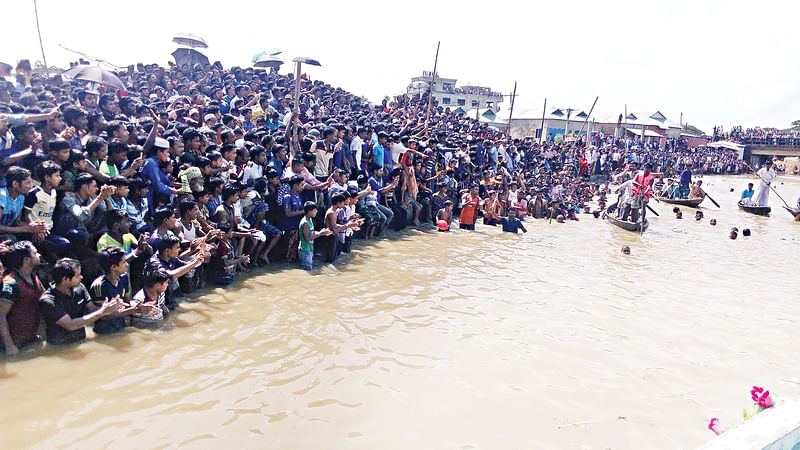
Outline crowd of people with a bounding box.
[713,125,800,147]
[0,56,752,356]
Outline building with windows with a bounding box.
[406,71,504,112]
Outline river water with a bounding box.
[2,175,799,449]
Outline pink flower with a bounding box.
[708,418,728,435]
[750,386,774,409]
[751,386,764,402]
[758,391,774,409]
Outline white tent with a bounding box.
[624,126,664,137]
[707,140,745,159]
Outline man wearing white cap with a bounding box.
[187,109,201,127]
[752,159,777,207]
[141,136,178,213]
[199,113,216,133]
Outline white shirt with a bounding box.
[350,135,363,169]
[391,143,406,165]
[342,204,356,239]
[757,166,777,185]
[618,179,634,204]
[508,189,518,204]
[233,200,250,229]
[25,185,57,230]
[241,161,263,186]
[180,220,197,241]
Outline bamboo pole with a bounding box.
[563,97,599,155]
[423,41,441,137]
[540,98,547,144]
[291,61,302,150]
[506,81,517,137]
[33,0,49,78]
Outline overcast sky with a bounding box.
[3,0,799,133]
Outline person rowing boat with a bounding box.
[688,180,706,200]
[752,160,777,207]
[625,163,662,224]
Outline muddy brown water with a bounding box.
[2,175,799,449]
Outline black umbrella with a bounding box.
[61,65,126,91]
[171,48,209,67]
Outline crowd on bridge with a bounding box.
[0,56,749,357]
[712,125,800,147]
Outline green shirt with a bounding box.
[99,161,119,178]
[97,232,137,254]
[298,216,314,252]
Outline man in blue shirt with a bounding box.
[678,166,692,199]
[372,132,388,172]
[501,207,527,234]
[0,167,45,242]
[266,112,283,131]
[367,167,396,229]
[141,139,178,213]
[741,182,755,205]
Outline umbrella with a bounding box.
[172,33,208,49]
[292,56,321,67]
[172,48,209,67]
[252,49,282,63]
[253,54,283,69]
[61,65,126,91]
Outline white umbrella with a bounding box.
[252,49,282,63]
[172,33,208,49]
[253,54,283,69]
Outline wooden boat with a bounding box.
[655,196,704,208]
[738,200,770,216]
[605,206,648,232]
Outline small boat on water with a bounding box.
[605,206,649,232]
[784,206,800,220]
[655,196,704,208]
[738,200,771,216]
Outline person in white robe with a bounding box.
[752,160,777,207]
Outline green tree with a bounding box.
[684,124,705,136]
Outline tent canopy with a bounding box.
[624,126,663,137]
[707,140,745,158]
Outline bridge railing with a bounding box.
[740,137,800,148]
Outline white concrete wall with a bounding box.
[698,396,800,450]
